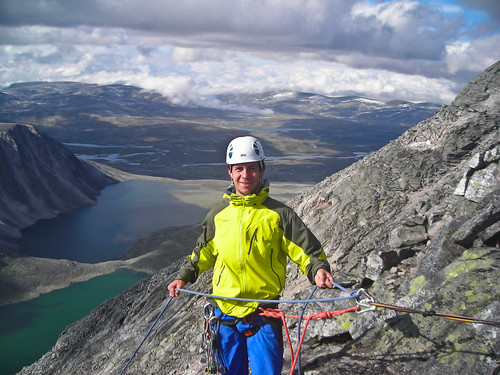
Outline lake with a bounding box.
[2,179,208,374]
[0,269,146,375]
[17,180,208,262]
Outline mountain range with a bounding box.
[0,82,440,182]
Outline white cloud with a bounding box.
[0,35,473,107]
[0,0,499,109]
[445,34,500,74]
[171,48,205,63]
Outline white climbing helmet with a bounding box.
[226,136,265,166]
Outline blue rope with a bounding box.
[331,281,357,296]
[176,283,360,304]
[178,283,358,375]
[119,297,174,375]
[120,283,359,374]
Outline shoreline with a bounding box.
[0,250,170,307]
[0,165,314,307]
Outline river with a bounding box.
[1,179,208,374]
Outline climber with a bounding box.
[167,135,334,375]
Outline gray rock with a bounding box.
[0,124,117,249]
[454,147,500,201]
[389,225,428,248]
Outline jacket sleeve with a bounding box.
[177,206,219,284]
[280,205,330,284]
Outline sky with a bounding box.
[0,0,499,109]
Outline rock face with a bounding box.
[19,62,500,375]
[0,124,116,249]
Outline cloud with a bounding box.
[0,25,127,46]
[0,0,499,108]
[445,34,500,75]
[0,0,484,55]
[457,0,500,23]
[344,1,464,60]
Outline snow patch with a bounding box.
[355,97,383,105]
[272,92,295,99]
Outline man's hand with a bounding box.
[167,279,186,297]
[314,269,335,289]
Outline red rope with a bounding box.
[259,306,360,375]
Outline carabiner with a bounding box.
[356,289,377,314]
[204,303,214,319]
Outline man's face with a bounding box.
[228,162,264,196]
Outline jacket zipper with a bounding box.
[247,228,258,255]
[239,203,247,294]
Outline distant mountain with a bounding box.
[0,124,116,249]
[0,82,441,183]
[18,63,499,375]
[218,91,438,123]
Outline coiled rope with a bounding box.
[120,282,360,375]
[119,282,500,375]
[259,304,361,375]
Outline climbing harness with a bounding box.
[119,283,500,375]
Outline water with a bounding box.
[2,179,208,374]
[0,269,146,375]
[18,180,207,262]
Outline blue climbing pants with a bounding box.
[214,308,283,375]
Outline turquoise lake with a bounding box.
[0,269,145,375]
[1,180,208,374]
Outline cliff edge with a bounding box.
[0,123,117,249]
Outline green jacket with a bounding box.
[178,184,330,317]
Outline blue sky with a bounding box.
[421,0,496,34]
[0,0,499,108]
